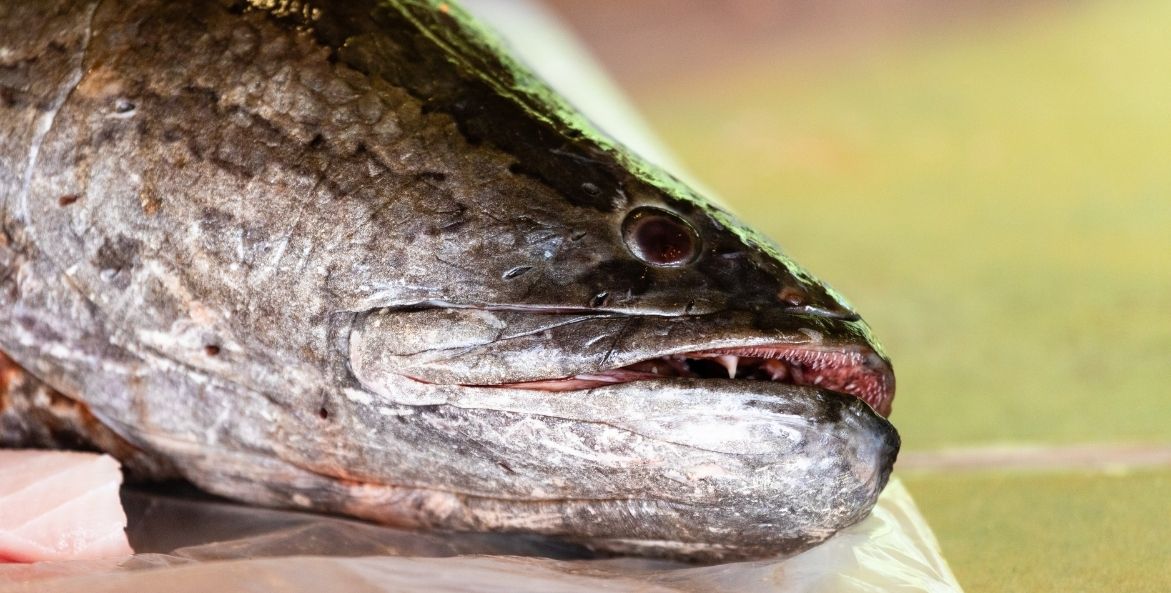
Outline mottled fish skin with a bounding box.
[0,0,898,561]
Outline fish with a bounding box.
[0,0,898,561]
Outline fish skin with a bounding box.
[0,0,898,561]
[0,352,177,479]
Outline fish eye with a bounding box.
[621,206,700,267]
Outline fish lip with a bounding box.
[471,341,895,418]
[368,304,894,416]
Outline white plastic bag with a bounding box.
[0,478,962,593]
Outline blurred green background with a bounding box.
[549,1,1171,591]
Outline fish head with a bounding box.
[343,153,898,561]
[198,0,898,561]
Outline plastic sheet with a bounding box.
[0,478,962,592]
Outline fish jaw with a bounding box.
[290,376,899,561]
[341,306,898,559]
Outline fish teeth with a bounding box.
[715,355,738,379]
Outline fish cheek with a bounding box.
[348,308,507,397]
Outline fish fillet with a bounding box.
[0,451,132,563]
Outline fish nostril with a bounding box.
[777,285,860,321]
[776,286,807,307]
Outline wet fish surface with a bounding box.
[0,0,899,561]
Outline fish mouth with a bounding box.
[491,343,894,418]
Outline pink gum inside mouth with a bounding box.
[494,344,894,417]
